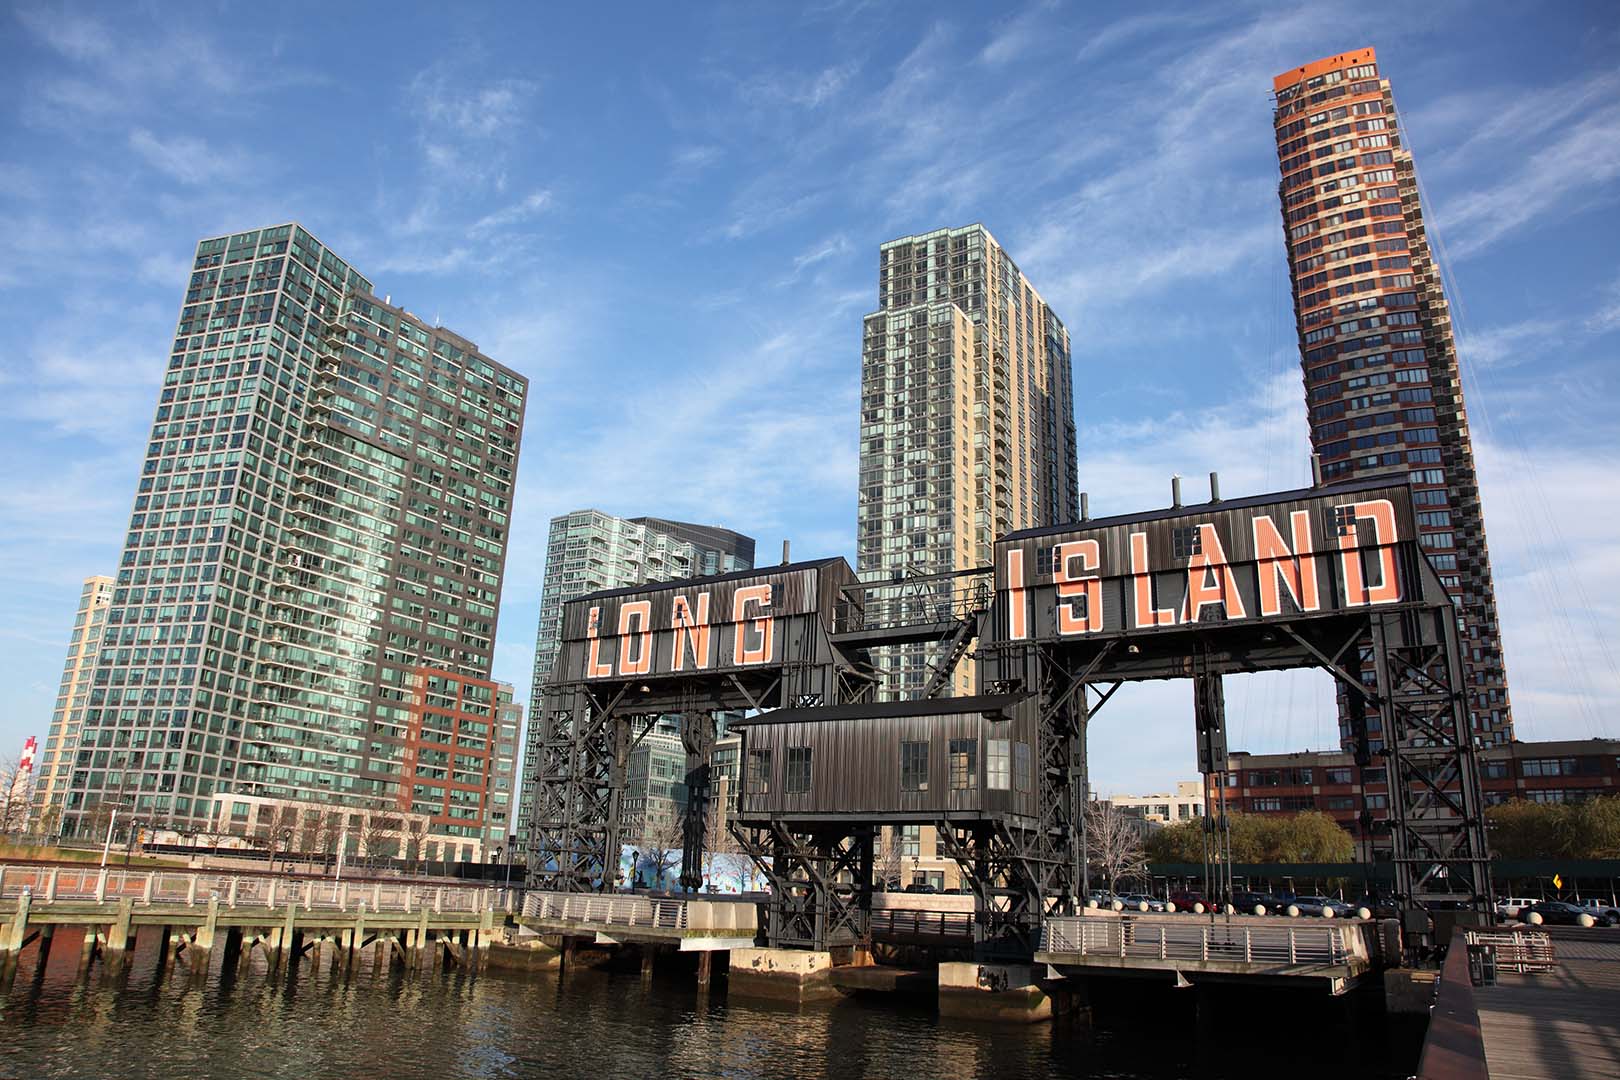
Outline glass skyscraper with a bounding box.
[64,224,528,858]
[858,224,1078,698]
[1273,49,1512,746]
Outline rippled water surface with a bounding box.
[0,930,1420,1079]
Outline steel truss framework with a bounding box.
[525,626,875,896]
[525,530,1490,955]
[731,823,874,948]
[974,600,1493,950]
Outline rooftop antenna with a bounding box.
[1209,472,1222,504]
[1171,475,1183,509]
[781,540,791,566]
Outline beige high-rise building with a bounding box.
[33,575,114,834]
[858,224,1077,699]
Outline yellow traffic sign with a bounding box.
[1553,873,1563,889]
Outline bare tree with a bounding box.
[878,826,904,891]
[1085,799,1149,897]
[360,814,400,867]
[0,756,29,835]
[638,808,685,890]
[260,801,299,871]
[402,818,429,872]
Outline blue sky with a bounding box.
[2,1,1617,795]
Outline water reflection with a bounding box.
[0,931,1418,1079]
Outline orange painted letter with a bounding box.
[586,605,613,678]
[1338,499,1402,606]
[671,592,712,671]
[1130,532,1178,627]
[1253,511,1321,616]
[617,600,653,676]
[732,585,774,665]
[1056,540,1103,634]
[1182,524,1248,622]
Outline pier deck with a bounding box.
[1475,930,1620,1080]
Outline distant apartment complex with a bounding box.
[528,511,754,693]
[1215,739,1620,858]
[519,511,754,852]
[1110,781,1205,826]
[1272,49,1512,746]
[32,575,114,833]
[858,224,1078,699]
[60,224,527,862]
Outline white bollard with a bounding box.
[1526,911,1543,926]
[1193,902,1206,915]
[1253,905,1267,917]
[1137,901,1149,913]
[1224,904,1236,916]
[1322,906,1335,919]
[1577,914,1596,929]
[1356,907,1372,921]
[1085,899,1099,910]
[1111,900,1124,912]
[1286,905,1300,918]
[1165,902,1177,914]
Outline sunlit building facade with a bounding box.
[858,224,1077,698]
[1273,49,1512,746]
[32,575,114,833]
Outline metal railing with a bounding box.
[834,571,992,634]
[869,908,975,941]
[1042,916,1352,967]
[521,892,690,930]
[1464,929,1556,974]
[0,865,515,916]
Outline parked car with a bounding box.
[1292,895,1355,918]
[1169,890,1206,911]
[1353,893,1400,919]
[1520,901,1602,926]
[1118,893,1167,913]
[1576,899,1620,925]
[1232,890,1284,915]
[1496,896,1540,920]
[902,882,939,894]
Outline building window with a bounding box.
[987,739,1010,790]
[1325,767,1354,785]
[785,747,812,795]
[1365,794,1388,810]
[1253,797,1282,812]
[1481,760,1509,780]
[900,825,920,859]
[948,739,976,790]
[1014,743,1033,793]
[746,749,771,794]
[900,741,929,792]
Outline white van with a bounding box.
[1496,897,1539,919]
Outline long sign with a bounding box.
[993,481,1424,643]
[556,566,826,681]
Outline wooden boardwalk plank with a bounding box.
[1475,930,1620,1080]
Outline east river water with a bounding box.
[0,933,1422,1079]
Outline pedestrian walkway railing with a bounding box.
[521,891,690,930]
[868,908,975,941]
[1042,915,1353,966]
[0,864,516,916]
[1464,929,1556,974]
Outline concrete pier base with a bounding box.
[486,940,561,972]
[104,898,134,977]
[937,962,1057,1024]
[696,950,713,989]
[727,948,838,1003]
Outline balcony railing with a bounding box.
[1042,916,1353,967]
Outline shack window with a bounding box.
[1014,743,1032,792]
[948,739,976,790]
[747,748,771,794]
[901,741,929,791]
[786,747,812,794]
[987,739,1010,790]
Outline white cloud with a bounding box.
[978,1,1056,67]
[471,190,554,233]
[1436,102,1620,257]
[410,70,537,139]
[127,129,256,186]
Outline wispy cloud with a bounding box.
[471,190,554,233]
[128,129,256,186]
[1434,102,1620,257]
[978,1,1057,67]
[409,69,538,139]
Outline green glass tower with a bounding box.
[65,224,527,860]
